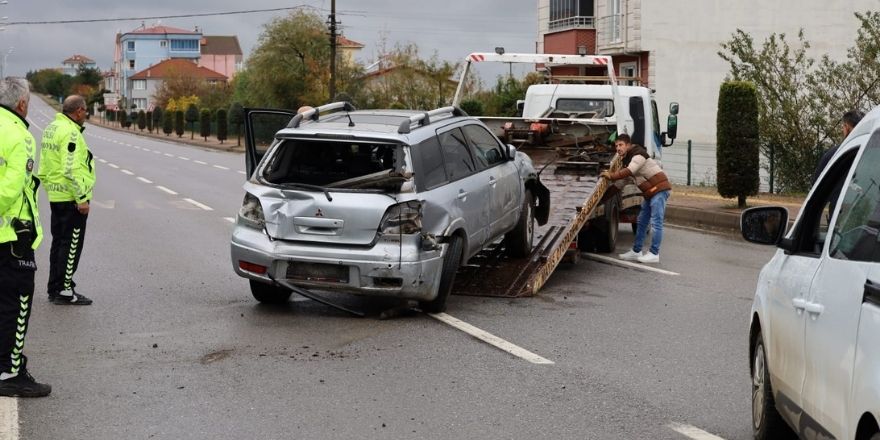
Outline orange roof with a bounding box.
[130,59,227,81]
[63,54,95,64]
[336,35,364,48]
[127,25,197,35]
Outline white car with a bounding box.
[741,105,880,439]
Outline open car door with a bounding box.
[243,108,297,177]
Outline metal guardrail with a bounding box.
[548,15,595,31]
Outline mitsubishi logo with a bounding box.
[315,209,324,217]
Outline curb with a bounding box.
[85,120,245,153]
[665,204,741,232]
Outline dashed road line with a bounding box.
[155,186,178,195]
[164,153,174,157]
[0,397,19,440]
[667,423,726,440]
[194,160,207,165]
[428,313,554,365]
[224,217,235,223]
[212,165,229,170]
[98,158,107,164]
[143,148,152,152]
[108,163,119,169]
[183,198,213,211]
[237,170,247,175]
[136,177,153,184]
[121,169,134,175]
[584,253,680,276]
[178,156,190,161]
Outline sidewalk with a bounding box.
[86,112,803,234]
[665,185,804,233]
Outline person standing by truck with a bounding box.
[601,133,671,264]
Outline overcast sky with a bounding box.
[0,1,537,83]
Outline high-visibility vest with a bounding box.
[0,105,42,248]
[38,113,95,204]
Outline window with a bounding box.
[555,98,614,117]
[160,40,167,48]
[462,125,505,168]
[132,80,146,90]
[437,128,476,181]
[831,131,880,261]
[651,100,661,146]
[170,39,199,51]
[128,60,135,69]
[126,41,135,51]
[414,136,448,190]
[132,98,147,110]
[549,0,594,30]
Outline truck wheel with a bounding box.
[752,331,797,439]
[250,280,292,304]
[592,194,620,253]
[631,222,638,234]
[420,236,463,313]
[504,190,535,258]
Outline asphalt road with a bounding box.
[11,97,777,440]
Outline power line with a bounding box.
[2,6,318,26]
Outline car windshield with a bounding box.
[261,138,407,191]
[554,98,614,118]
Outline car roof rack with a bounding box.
[288,101,357,128]
[397,106,469,134]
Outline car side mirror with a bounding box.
[669,102,679,115]
[741,206,789,245]
[507,144,517,160]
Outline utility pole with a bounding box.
[328,0,338,101]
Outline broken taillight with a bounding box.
[379,201,422,235]
[239,193,266,229]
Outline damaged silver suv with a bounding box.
[231,102,549,312]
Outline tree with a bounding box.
[162,109,173,136]
[238,10,341,108]
[174,110,185,138]
[459,99,484,116]
[718,15,880,193]
[146,111,153,132]
[118,110,130,128]
[185,104,199,140]
[216,108,228,144]
[137,110,146,131]
[355,44,462,110]
[151,107,163,133]
[229,102,244,146]
[199,109,212,141]
[717,81,760,208]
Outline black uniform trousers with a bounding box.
[47,201,88,294]
[0,240,36,376]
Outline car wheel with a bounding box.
[504,189,535,258]
[249,280,292,304]
[752,331,797,439]
[420,235,463,313]
[593,194,620,253]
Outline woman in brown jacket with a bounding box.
[600,134,671,264]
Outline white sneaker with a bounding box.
[619,249,642,261]
[637,252,660,264]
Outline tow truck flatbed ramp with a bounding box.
[453,149,617,298]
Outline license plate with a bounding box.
[286,262,348,283]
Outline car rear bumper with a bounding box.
[231,224,445,301]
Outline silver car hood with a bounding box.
[244,182,397,246]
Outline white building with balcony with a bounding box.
[537,0,877,186]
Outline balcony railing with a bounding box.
[548,15,595,32]
[596,14,623,47]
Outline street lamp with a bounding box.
[1,47,13,79]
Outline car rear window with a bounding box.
[261,139,406,191]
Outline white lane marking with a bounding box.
[0,397,19,440]
[143,148,152,152]
[667,423,727,440]
[583,253,680,276]
[237,170,247,175]
[108,163,119,169]
[133,146,141,150]
[155,186,178,195]
[212,165,229,170]
[136,177,153,184]
[224,217,235,223]
[121,169,134,175]
[428,313,554,365]
[194,160,207,165]
[164,153,174,157]
[178,156,190,161]
[152,150,161,154]
[98,158,107,164]
[183,198,213,211]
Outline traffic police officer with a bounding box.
[39,95,95,305]
[0,77,51,397]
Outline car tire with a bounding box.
[752,331,797,440]
[420,236,463,313]
[250,280,292,304]
[592,194,620,253]
[504,189,535,258]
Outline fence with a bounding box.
[662,140,774,193]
